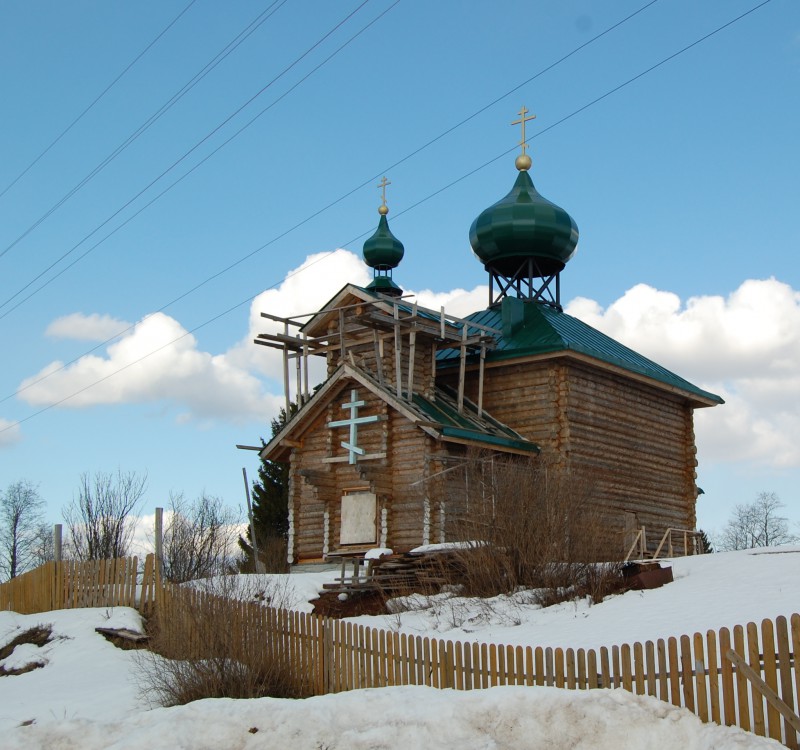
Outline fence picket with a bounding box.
[747,621,766,737]
[761,618,782,742]
[776,616,798,750]
[706,630,720,725]
[693,632,709,723]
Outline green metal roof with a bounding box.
[437,298,723,406]
[412,386,540,454]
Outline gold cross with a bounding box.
[377,176,391,208]
[511,106,536,155]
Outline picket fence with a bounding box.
[1,558,798,747]
[0,554,160,614]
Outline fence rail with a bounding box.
[1,560,798,747]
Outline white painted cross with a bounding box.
[327,389,381,464]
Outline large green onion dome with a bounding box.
[469,162,579,277]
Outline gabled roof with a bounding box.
[437,299,723,408]
[260,362,539,462]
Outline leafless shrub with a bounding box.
[432,451,612,603]
[63,470,146,560]
[137,587,306,705]
[162,492,241,583]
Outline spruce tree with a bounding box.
[239,405,295,571]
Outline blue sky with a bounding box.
[1,0,798,539]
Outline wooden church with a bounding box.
[256,110,722,565]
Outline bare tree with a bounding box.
[162,492,240,583]
[718,492,797,551]
[0,480,46,580]
[63,470,147,560]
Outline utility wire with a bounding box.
[0,0,199,204]
[0,0,643,319]
[0,0,288,263]
[0,0,772,432]
[0,0,386,320]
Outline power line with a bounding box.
[0,0,288,263]
[0,0,390,321]
[1,0,666,400]
[0,0,199,204]
[0,0,773,434]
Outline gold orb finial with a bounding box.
[515,154,532,171]
[378,204,389,215]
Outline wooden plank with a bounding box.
[535,646,545,687]
[516,645,526,686]
[577,648,587,690]
[621,644,633,693]
[793,615,800,722]
[633,642,645,695]
[761,618,782,742]
[454,640,464,691]
[599,646,611,689]
[463,641,473,691]
[776,616,798,750]
[667,637,681,707]
[587,649,598,690]
[747,621,767,737]
[719,627,736,727]
[611,645,621,689]
[644,641,657,698]
[566,648,576,689]
[694,631,709,723]
[489,644,499,687]
[706,630,720,725]
[680,634,695,712]
[734,625,751,732]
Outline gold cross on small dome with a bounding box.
[377,176,391,215]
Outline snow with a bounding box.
[365,547,393,560]
[1,546,796,748]
[351,546,800,650]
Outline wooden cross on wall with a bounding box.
[327,389,381,464]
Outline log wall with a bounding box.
[443,356,700,559]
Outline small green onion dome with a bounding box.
[469,168,579,277]
[363,211,405,270]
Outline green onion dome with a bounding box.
[469,167,579,277]
[363,209,405,270]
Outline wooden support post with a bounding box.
[440,306,445,339]
[243,467,265,573]
[295,352,302,406]
[302,335,309,404]
[394,305,402,398]
[53,523,62,562]
[339,308,347,361]
[457,324,467,414]
[373,331,384,386]
[408,326,416,401]
[477,343,486,417]
[282,329,290,416]
[154,507,163,579]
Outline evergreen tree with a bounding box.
[239,405,295,572]
[696,528,714,554]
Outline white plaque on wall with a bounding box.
[340,492,377,545]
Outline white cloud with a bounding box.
[45,312,132,341]
[565,278,800,469]
[227,249,372,381]
[0,418,21,447]
[19,312,280,423]
[410,285,489,319]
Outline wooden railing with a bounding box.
[2,560,798,747]
[624,526,703,562]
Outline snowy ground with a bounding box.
[1,546,797,749]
